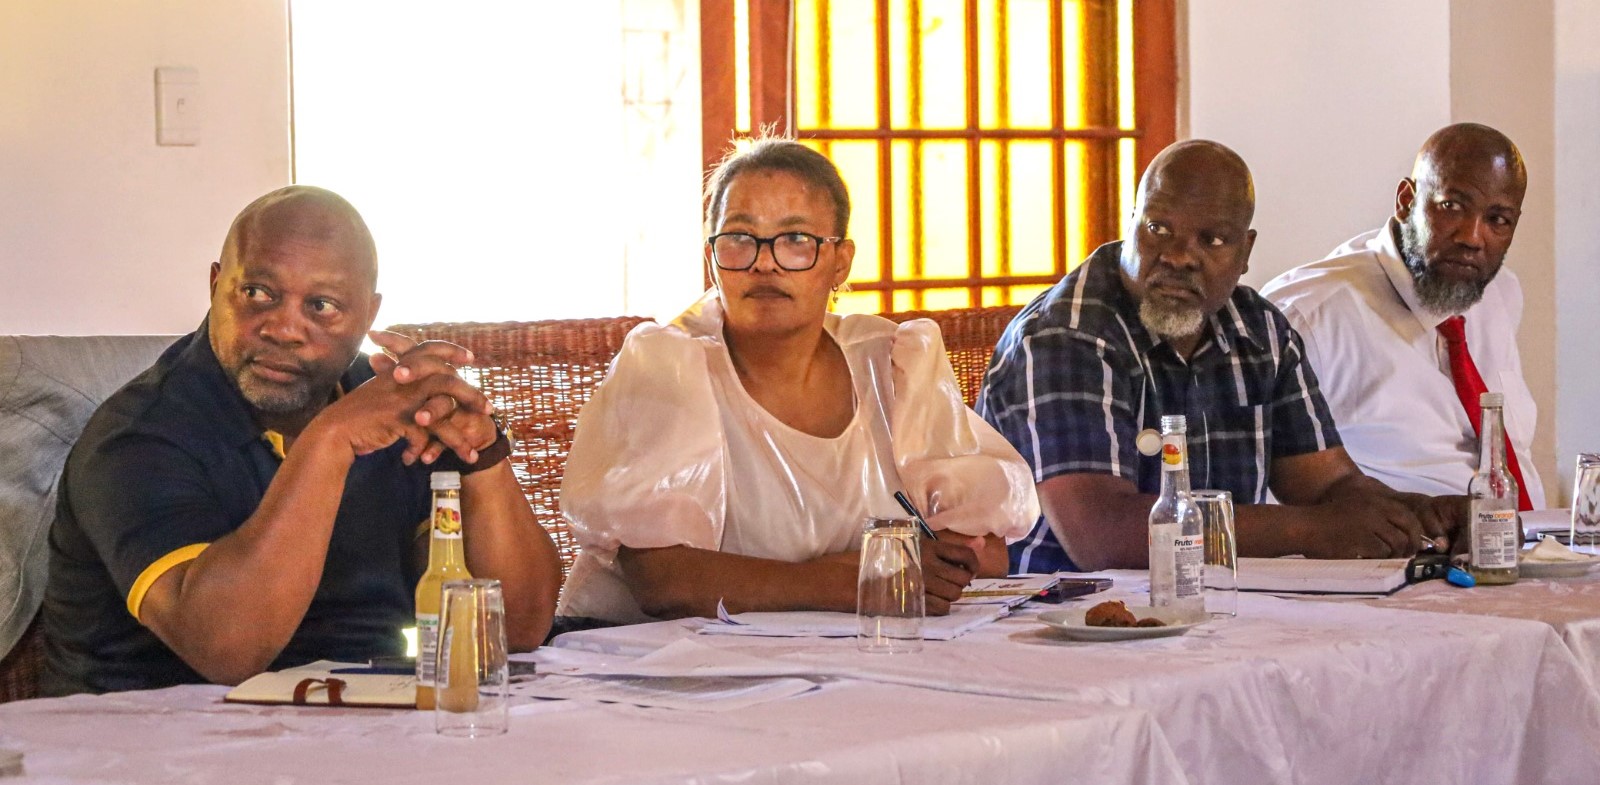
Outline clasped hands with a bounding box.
[322,330,497,466]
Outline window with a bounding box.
[290,1,705,327]
[702,0,1177,313]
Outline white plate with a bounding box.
[1036,605,1205,641]
[1518,554,1600,579]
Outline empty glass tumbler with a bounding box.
[857,519,925,653]
[1192,490,1238,617]
[1570,454,1600,555]
[434,578,510,737]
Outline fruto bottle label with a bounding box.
[1471,509,1519,569]
[415,613,439,687]
[1174,534,1204,599]
[432,498,462,540]
[1161,436,1187,472]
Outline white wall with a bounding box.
[0,0,291,336]
[1555,0,1600,496]
[1187,0,1589,499]
[1450,0,1559,497]
[1187,0,1453,289]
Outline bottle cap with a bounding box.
[430,471,461,490]
[1479,392,1504,408]
[1446,566,1477,588]
[1136,429,1163,456]
[1159,414,1187,433]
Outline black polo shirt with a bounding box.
[41,320,438,695]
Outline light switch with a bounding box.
[154,67,200,146]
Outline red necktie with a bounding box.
[1438,315,1531,510]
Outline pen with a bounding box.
[893,491,939,541]
[328,666,415,675]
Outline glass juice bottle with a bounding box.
[1468,393,1520,585]
[415,471,471,709]
[1149,415,1205,619]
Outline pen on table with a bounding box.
[893,491,939,541]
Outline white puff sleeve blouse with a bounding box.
[555,292,1040,624]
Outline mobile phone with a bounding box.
[1034,577,1113,604]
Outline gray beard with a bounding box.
[1398,221,1490,317]
[1139,300,1206,340]
[232,369,318,414]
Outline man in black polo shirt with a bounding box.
[42,186,562,694]
[979,140,1464,573]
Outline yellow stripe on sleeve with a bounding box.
[125,543,210,621]
[263,431,286,459]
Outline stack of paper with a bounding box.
[701,603,1007,640]
[511,674,817,712]
[1237,557,1410,595]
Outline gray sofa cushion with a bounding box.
[0,335,176,658]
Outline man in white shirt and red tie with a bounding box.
[1264,123,1542,516]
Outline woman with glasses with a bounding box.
[554,138,1039,627]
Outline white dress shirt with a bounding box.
[1262,220,1544,506]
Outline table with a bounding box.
[555,583,1600,785]
[0,671,1183,784]
[8,578,1600,785]
[1357,574,1600,687]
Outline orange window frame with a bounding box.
[701,0,1177,312]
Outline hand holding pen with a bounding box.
[894,491,980,615]
[894,491,940,541]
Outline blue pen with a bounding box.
[893,491,939,541]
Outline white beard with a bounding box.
[1139,300,1206,340]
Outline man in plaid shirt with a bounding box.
[979,141,1463,573]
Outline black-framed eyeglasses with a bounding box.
[705,231,843,272]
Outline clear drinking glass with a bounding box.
[1192,490,1238,617]
[434,579,509,737]
[1570,454,1600,555]
[857,518,925,653]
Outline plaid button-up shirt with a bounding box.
[977,242,1342,573]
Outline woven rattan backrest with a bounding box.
[0,616,43,703]
[387,317,651,577]
[882,305,1022,408]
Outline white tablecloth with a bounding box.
[0,675,1182,785]
[556,578,1600,785]
[1356,574,1600,688]
[9,573,1600,785]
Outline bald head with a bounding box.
[1135,140,1256,230]
[208,185,383,422]
[1412,122,1526,198]
[220,185,378,291]
[1120,140,1258,347]
[1395,123,1525,316]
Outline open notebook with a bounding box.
[1237,557,1410,596]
